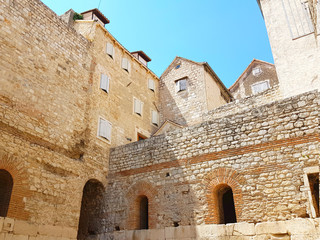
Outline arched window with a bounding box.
[215,184,237,224]
[77,180,104,240]
[139,196,149,229]
[0,169,13,217]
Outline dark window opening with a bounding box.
[216,185,237,224]
[77,180,105,240]
[166,172,170,177]
[115,226,120,231]
[137,133,147,141]
[173,221,179,227]
[139,196,149,230]
[0,169,13,217]
[308,173,319,217]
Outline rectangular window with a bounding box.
[151,110,159,126]
[122,58,131,72]
[106,43,115,58]
[134,98,143,116]
[176,78,187,92]
[251,80,270,94]
[100,74,109,93]
[281,0,320,39]
[148,79,155,91]
[252,67,262,76]
[308,173,319,217]
[98,118,112,141]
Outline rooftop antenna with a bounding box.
[98,0,102,10]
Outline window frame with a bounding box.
[106,42,115,59]
[175,78,187,92]
[97,117,112,143]
[133,98,143,117]
[251,80,270,94]
[122,57,131,73]
[151,110,159,126]
[148,79,155,92]
[100,73,110,93]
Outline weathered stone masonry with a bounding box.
[107,90,319,231]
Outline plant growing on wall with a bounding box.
[73,12,83,20]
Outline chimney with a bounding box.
[131,51,151,67]
[80,8,110,27]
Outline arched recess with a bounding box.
[126,181,158,230]
[77,179,105,240]
[0,169,13,217]
[204,168,244,224]
[0,151,30,220]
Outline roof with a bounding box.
[160,56,233,99]
[131,51,151,62]
[229,59,275,91]
[153,120,184,136]
[81,8,110,24]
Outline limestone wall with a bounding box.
[107,90,319,230]
[103,218,320,240]
[259,0,320,98]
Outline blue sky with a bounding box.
[41,0,273,88]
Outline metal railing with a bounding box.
[281,0,320,39]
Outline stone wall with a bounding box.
[104,218,320,240]
[159,57,229,127]
[107,90,319,231]
[0,0,160,236]
[230,60,279,100]
[203,85,282,122]
[259,0,320,98]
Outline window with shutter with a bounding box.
[98,118,112,141]
[151,110,159,126]
[100,74,109,93]
[134,99,143,116]
[106,43,114,59]
[148,79,155,91]
[252,67,262,76]
[251,80,270,94]
[176,78,187,92]
[122,58,131,72]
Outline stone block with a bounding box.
[165,226,197,239]
[11,235,29,240]
[38,224,63,237]
[0,218,3,232]
[195,224,231,237]
[3,218,14,232]
[13,220,37,236]
[126,229,165,240]
[233,222,255,236]
[255,221,287,235]
[286,218,316,235]
[60,226,77,239]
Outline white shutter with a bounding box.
[106,43,114,58]
[252,81,270,94]
[99,118,111,141]
[100,74,109,93]
[148,79,155,91]
[122,58,129,71]
[134,99,142,115]
[127,60,131,73]
[152,110,159,126]
[180,79,187,91]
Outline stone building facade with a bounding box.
[0,0,320,240]
[160,57,232,128]
[229,59,279,100]
[258,0,320,98]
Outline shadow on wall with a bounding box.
[160,82,187,126]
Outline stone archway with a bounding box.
[0,169,13,217]
[204,168,244,224]
[126,181,157,230]
[77,179,105,240]
[0,151,30,220]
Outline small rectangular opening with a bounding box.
[308,173,319,217]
